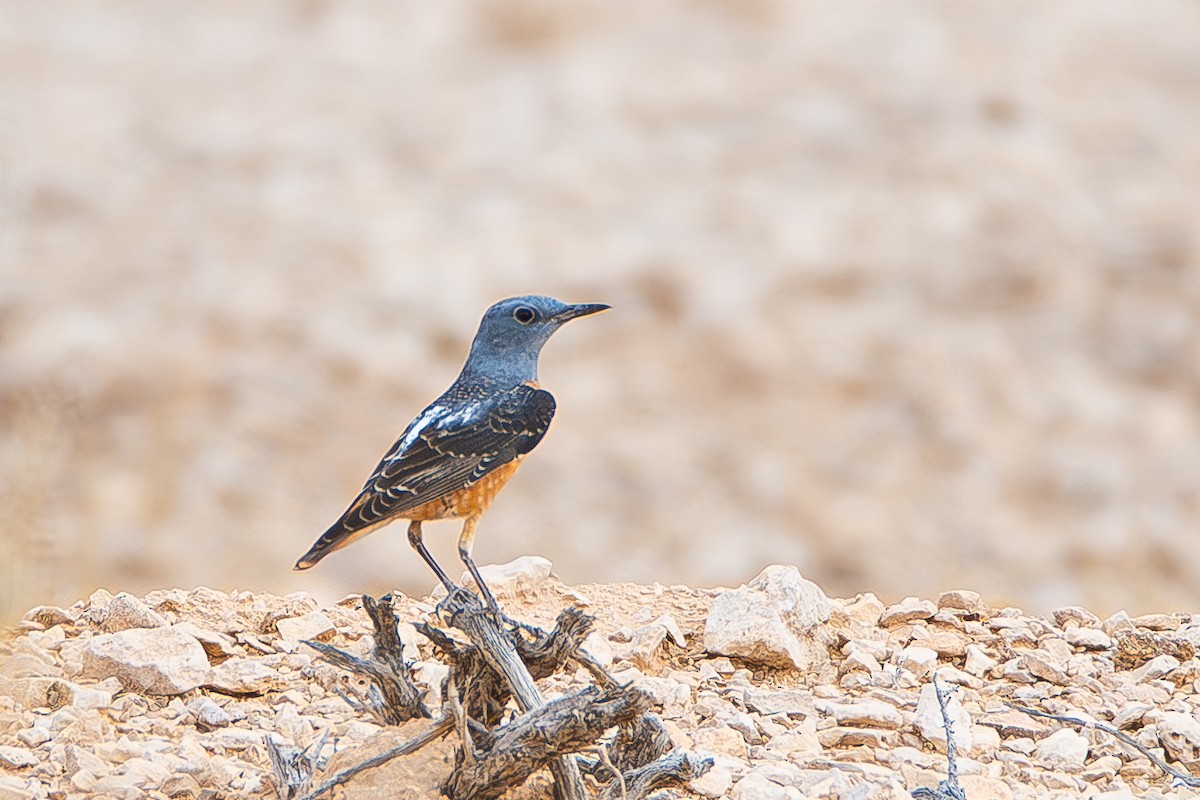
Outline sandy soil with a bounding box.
[2,1,1200,622]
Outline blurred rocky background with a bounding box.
[2,0,1199,622]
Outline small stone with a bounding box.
[22,606,75,628]
[691,725,749,758]
[1131,613,1180,631]
[958,775,1015,800]
[963,644,999,677]
[15,726,50,747]
[1035,728,1089,770]
[206,658,285,694]
[817,726,897,748]
[0,746,38,769]
[742,688,811,717]
[731,772,790,800]
[1113,702,1153,729]
[691,764,734,797]
[897,646,939,678]
[913,683,971,754]
[815,699,902,729]
[1065,627,1112,650]
[102,593,169,632]
[841,649,882,675]
[1132,654,1180,683]
[1081,755,1122,782]
[828,593,884,631]
[1052,606,1102,629]
[77,626,210,695]
[1102,610,1135,635]
[937,590,986,615]
[171,622,240,663]
[880,597,937,626]
[476,555,554,596]
[1022,650,1071,685]
[275,611,336,643]
[703,566,831,670]
[188,697,232,731]
[1155,711,1200,769]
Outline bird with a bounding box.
[294,295,609,611]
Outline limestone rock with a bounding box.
[815,699,902,729]
[913,683,971,754]
[102,593,169,633]
[1035,728,1089,770]
[187,697,231,731]
[731,772,791,800]
[690,763,734,797]
[447,555,552,599]
[703,566,831,670]
[77,626,210,695]
[275,611,335,643]
[880,597,937,626]
[1155,711,1200,770]
[0,746,38,769]
[206,658,285,695]
[937,590,987,616]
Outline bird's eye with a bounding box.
[513,306,537,324]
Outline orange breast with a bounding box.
[406,458,524,521]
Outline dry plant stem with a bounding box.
[1006,701,1200,788]
[267,731,328,800]
[295,716,455,800]
[442,685,651,800]
[911,674,968,800]
[439,588,587,800]
[303,594,429,725]
[600,751,714,800]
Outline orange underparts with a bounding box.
[406,457,525,521]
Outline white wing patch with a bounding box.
[435,402,482,428]
[396,405,446,452]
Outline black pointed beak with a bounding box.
[554,303,610,323]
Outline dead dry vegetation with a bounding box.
[2,561,1199,799]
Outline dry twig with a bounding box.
[1005,701,1200,788]
[911,674,968,800]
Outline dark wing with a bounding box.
[294,384,555,569]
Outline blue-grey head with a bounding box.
[460,295,609,384]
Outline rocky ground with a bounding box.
[1,562,1199,800]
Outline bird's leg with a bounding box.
[457,513,500,613]
[406,520,458,594]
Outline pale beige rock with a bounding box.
[1035,728,1089,770]
[275,611,335,643]
[897,645,939,678]
[828,592,885,631]
[691,725,749,757]
[0,746,38,769]
[171,622,240,663]
[1065,626,1111,650]
[1155,711,1200,769]
[913,682,971,753]
[77,626,210,695]
[731,772,791,800]
[1132,654,1180,682]
[815,699,902,729]
[206,658,285,694]
[187,697,231,731]
[102,593,169,633]
[937,590,987,615]
[703,567,831,670]
[690,763,734,797]
[958,774,1015,800]
[440,555,552,599]
[1052,606,1102,629]
[1022,650,1071,685]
